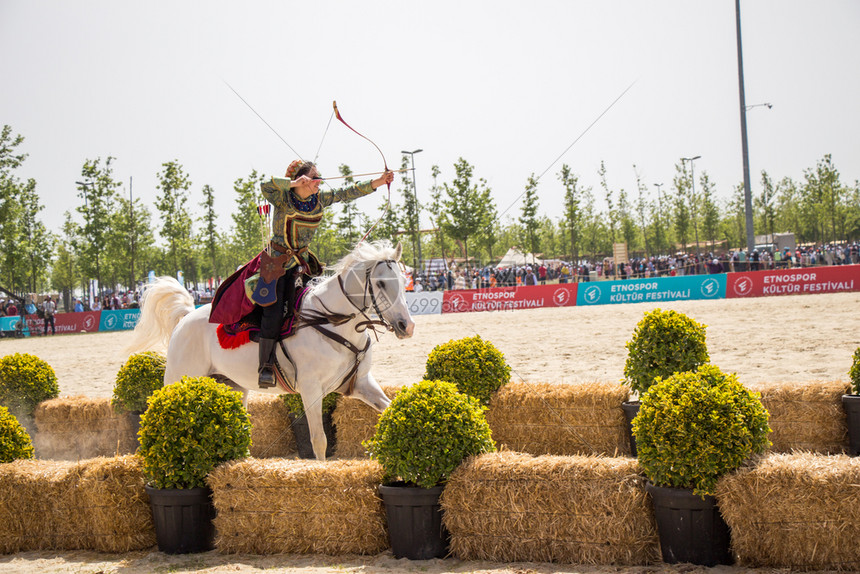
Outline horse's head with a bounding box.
[338,241,415,339]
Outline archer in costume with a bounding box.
[209,159,394,388]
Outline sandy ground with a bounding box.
[2,291,857,397]
[0,291,857,573]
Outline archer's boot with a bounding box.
[258,337,277,388]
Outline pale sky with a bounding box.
[2,0,858,237]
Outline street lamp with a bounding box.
[400,148,423,272]
[681,156,702,273]
[745,102,772,111]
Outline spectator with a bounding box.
[74,298,84,313]
[42,296,56,335]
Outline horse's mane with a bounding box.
[330,240,399,275]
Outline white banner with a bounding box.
[405,291,443,315]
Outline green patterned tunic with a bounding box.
[260,177,376,275]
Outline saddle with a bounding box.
[215,286,310,350]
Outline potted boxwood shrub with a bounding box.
[111,351,166,435]
[633,364,771,566]
[138,376,252,554]
[423,335,511,405]
[622,308,709,456]
[0,405,35,462]
[0,352,60,436]
[842,347,860,455]
[280,391,338,459]
[363,379,496,559]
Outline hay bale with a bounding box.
[442,451,659,565]
[485,382,629,456]
[33,397,136,460]
[717,452,860,570]
[78,455,154,552]
[247,394,296,458]
[0,459,88,552]
[750,381,850,454]
[208,458,387,555]
[0,456,154,553]
[333,385,401,458]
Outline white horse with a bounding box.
[127,240,415,460]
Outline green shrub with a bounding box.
[280,392,339,416]
[849,347,860,395]
[0,353,59,418]
[364,380,496,488]
[633,364,771,496]
[111,351,166,413]
[623,308,709,396]
[138,376,252,489]
[423,335,511,404]
[0,405,34,462]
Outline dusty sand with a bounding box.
[0,291,857,573]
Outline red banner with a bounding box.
[441,283,578,313]
[726,265,860,298]
[53,311,102,334]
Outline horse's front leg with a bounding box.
[300,390,328,461]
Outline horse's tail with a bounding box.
[125,276,196,354]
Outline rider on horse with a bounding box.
[209,159,394,389]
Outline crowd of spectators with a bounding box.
[410,242,860,291]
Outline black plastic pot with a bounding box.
[378,482,448,560]
[145,486,215,554]
[646,483,733,566]
[621,400,640,457]
[289,411,336,459]
[842,394,860,456]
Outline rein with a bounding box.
[277,258,398,396]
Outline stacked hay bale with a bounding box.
[442,451,659,565]
[0,455,153,552]
[247,394,296,458]
[209,458,387,555]
[717,452,860,570]
[750,381,850,453]
[332,385,401,458]
[485,382,629,456]
[33,397,136,459]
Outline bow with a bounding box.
[333,101,391,242]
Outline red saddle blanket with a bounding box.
[215,286,310,349]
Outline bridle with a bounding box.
[276,258,401,396]
[336,259,400,336]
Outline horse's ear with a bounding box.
[394,242,402,261]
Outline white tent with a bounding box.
[496,247,542,268]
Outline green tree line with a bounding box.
[1,125,858,307]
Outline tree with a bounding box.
[155,160,194,283]
[398,154,421,269]
[559,164,585,261]
[672,162,691,251]
[199,184,221,282]
[633,166,650,256]
[18,177,52,294]
[756,170,777,240]
[230,170,266,263]
[699,171,720,250]
[336,164,361,247]
[107,194,154,292]
[598,161,617,244]
[77,157,121,298]
[441,158,491,262]
[518,174,540,255]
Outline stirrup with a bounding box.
[258,365,276,388]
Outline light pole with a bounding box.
[735,0,756,254]
[681,156,702,273]
[75,180,94,305]
[400,148,423,273]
